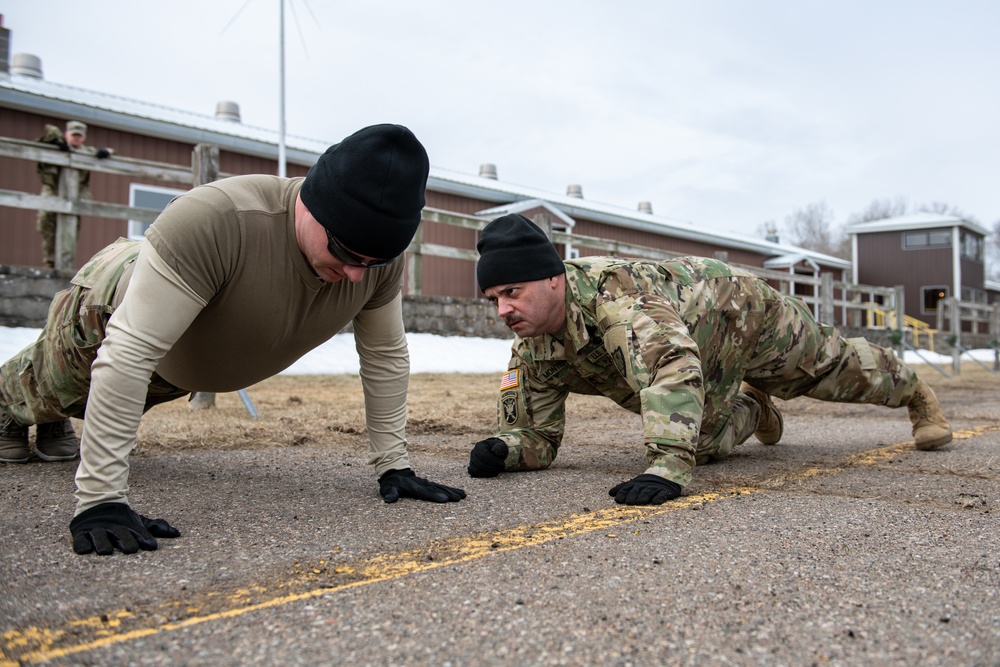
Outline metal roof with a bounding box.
[476,199,577,229]
[0,71,851,270]
[844,213,990,237]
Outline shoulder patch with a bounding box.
[499,369,520,391]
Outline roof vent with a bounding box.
[215,100,241,122]
[478,163,498,180]
[11,53,42,78]
[638,201,653,214]
[765,222,780,244]
[566,184,584,198]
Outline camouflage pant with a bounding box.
[37,183,90,268]
[694,294,919,464]
[0,247,189,427]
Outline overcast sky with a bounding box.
[4,1,998,237]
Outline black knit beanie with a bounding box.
[300,124,429,259]
[476,214,566,291]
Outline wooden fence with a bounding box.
[2,136,997,371]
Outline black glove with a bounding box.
[69,502,180,555]
[378,468,466,504]
[96,148,112,159]
[467,438,509,478]
[56,140,70,152]
[609,474,682,505]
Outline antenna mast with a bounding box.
[278,0,287,177]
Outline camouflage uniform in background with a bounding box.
[493,256,919,488]
[0,239,189,426]
[36,124,99,268]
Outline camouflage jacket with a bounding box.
[37,124,98,190]
[493,255,786,488]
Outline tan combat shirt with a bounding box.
[75,175,411,512]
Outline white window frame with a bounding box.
[921,285,949,315]
[128,183,185,240]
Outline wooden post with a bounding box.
[992,302,1000,371]
[54,165,80,270]
[820,272,834,325]
[531,213,553,240]
[893,285,905,357]
[948,297,961,375]
[192,143,219,184]
[407,224,423,296]
[190,144,221,411]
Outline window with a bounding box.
[961,231,983,262]
[921,286,949,314]
[128,184,185,239]
[961,287,987,304]
[904,230,951,249]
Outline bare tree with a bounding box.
[917,201,980,224]
[783,201,848,258]
[988,220,1000,282]
[846,196,909,225]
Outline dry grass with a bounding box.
[126,361,1000,456]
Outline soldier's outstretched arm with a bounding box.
[598,292,706,490]
[72,242,208,555]
[354,294,466,503]
[468,364,567,477]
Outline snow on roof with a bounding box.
[475,199,577,229]
[0,73,330,160]
[1,72,851,270]
[844,213,990,237]
[764,254,821,272]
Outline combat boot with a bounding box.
[0,409,30,463]
[35,419,80,462]
[907,380,952,450]
[741,383,783,445]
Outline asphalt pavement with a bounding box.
[1,387,998,666]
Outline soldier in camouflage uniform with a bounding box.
[36,120,114,268]
[466,214,952,505]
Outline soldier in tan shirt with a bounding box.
[0,124,466,556]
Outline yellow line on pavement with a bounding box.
[3,423,996,666]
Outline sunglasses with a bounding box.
[325,229,397,268]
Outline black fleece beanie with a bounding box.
[476,214,566,291]
[300,124,429,259]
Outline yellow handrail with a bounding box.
[861,303,936,352]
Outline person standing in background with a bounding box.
[36,120,113,268]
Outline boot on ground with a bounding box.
[741,382,784,445]
[0,409,30,463]
[35,419,80,462]
[907,380,952,450]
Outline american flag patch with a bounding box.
[499,370,520,391]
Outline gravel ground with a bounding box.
[1,369,998,667]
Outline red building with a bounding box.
[0,35,850,299]
[846,214,993,322]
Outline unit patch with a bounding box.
[501,390,518,424]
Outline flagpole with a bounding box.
[278,0,287,177]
